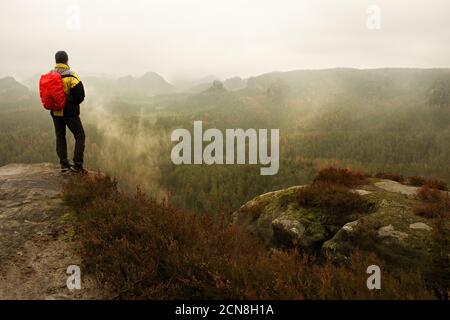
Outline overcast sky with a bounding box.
[1,0,449,82]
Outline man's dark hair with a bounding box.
[55,51,69,64]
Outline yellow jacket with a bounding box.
[52,63,85,117]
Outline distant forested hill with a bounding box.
[0,77,31,102]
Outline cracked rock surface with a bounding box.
[0,163,104,299]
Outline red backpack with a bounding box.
[39,72,66,111]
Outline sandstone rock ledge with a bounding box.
[0,163,103,299]
[233,178,450,274]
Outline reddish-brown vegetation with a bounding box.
[297,182,374,217]
[414,186,450,219]
[314,167,369,188]
[408,176,448,191]
[63,174,431,300]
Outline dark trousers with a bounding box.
[52,115,85,166]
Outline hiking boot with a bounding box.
[61,162,71,173]
[70,165,88,174]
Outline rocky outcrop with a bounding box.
[233,178,450,273]
[373,180,419,196]
[0,163,103,299]
[231,186,328,248]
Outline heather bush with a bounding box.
[297,182,375,218]
[414,186,450,219]
[313,167,368,188]
[63,173,118,208]
[408,176,448,191]
[417,185,449,203]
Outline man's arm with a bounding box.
[70,73,85,104]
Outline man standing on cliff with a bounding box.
[48,51,86,173]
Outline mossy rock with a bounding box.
[323,180,450,281]
[232,185,372,249]
[232,186,306,246]
[233,178,449,282]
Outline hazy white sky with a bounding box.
[0,0,449,81]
